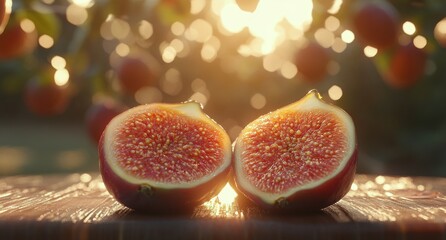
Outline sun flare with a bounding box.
[213,0,313,55]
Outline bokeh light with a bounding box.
[51,56,67,70]
[135,87,163,104]
[115,43,130,57]
[364,46,378,58]
[402,21,416,35]
[54,69,70,86]
[20,19,36,33]
[314,28,335,48]
[161,68,182,95]
[171,22,186,36]
[328,85,343,101]
[325,16,340,32]
[71,0,94,8]
[250,93,267,109]
[413,35,427,49]
[434,18,446,46]
[215,0,313,55]
[111,18,130,40]
[39,35,54,49]
[138,20,153,40]
[341,30,355,43]
[66,4,88,25]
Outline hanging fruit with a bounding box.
[294,41,331,83]
[385,43,427,88]
[116,57,156,95]
[24,73,71,116]
[0,21,37,59]
[352,1,399,50]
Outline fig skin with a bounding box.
[98,103,231,213]
[232,90,358,212]
[99,139,230,213]
[233,148,357,212]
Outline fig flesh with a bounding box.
[233,90,357,211]
[99,102,231,213]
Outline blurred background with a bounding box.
[0,0,446,177]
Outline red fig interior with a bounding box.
[102,102,231,188]
[240,110,348,194]
[234,90,356,204]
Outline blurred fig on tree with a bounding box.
[85,99,127,144]
[116,57,156,95]
[352,1,399,50]
[24,71,71,117]
[294,41,331,83]
[385,43,427,88]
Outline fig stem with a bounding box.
[139,184,155,197]
[307,89,322,100]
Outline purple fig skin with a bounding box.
[233,147,357,212]
[98,132,230,213]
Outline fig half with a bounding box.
[99,101,232,213]
[233,90,357,211]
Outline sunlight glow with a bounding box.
[191,0,206,14]
[217,182,238,205]
[215,0,313,55]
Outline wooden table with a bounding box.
[0,173,445,239]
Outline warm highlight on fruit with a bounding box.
[99,101,232,213]
[233,89,357,211]
[0,0,11,34]
[0,22,37,59]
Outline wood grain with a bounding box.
[0,173,445,239]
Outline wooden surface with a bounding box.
[0,173,445,240]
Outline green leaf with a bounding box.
[15,3,61,41]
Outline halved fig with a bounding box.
[233,90,357,211]
[99,101,232,213]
